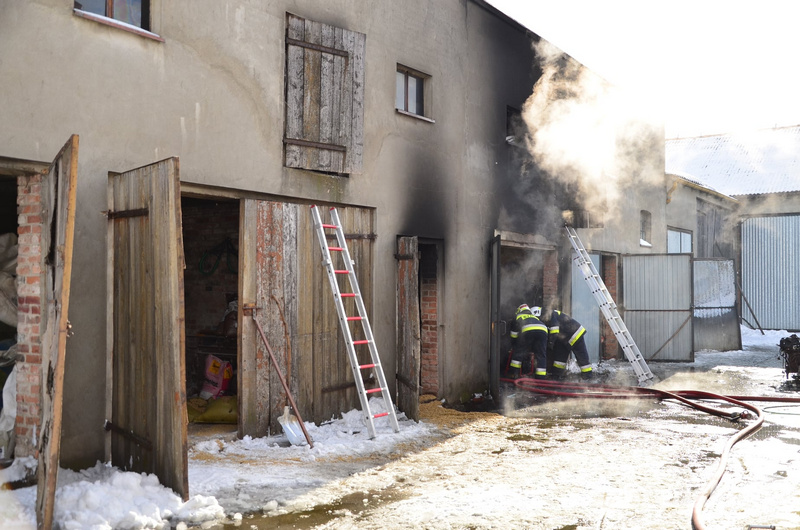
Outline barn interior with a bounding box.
[180,196,239,426]
[0,175,18,411]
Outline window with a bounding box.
[640,210,652,246]
[506,106,524,146]
[667,228,693,254]
[74,0,150,30]
[284,14,365,174]
[563,209,604,229]
[396,65,431,119]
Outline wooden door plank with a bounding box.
[238,199,259,436]
[396,236,420,421]
[285,14,305,168]
[107,158,188,499]
[36,134,79,530]
[296,209,314,415]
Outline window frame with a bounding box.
[395,64,434,123]
[639,210,652,245]
[73,1,161,41]
[667,227,693,254]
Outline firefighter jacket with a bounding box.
[510,307,548,340]
[543,309,586,346]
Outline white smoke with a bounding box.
[521,40,663,216]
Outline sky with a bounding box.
[486,0,800,139]
[1,327,798,529]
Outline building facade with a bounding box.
[0,1,666,511]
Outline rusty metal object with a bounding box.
[242,304,314,448]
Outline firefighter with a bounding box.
[508,303,549,379]
[534,306,594,380]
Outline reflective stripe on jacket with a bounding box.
[544,310,584,344]
[510,308,547,338]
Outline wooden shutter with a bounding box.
[36,135,79,530]
[395,236,420,421]
[106,157,188,500]
[284,13,365,174]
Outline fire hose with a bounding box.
[504,377,800,529]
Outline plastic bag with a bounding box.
[198,354,233,400]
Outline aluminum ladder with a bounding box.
[310,205,400,437]
[565,225,655,385]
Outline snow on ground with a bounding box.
[1,325,799,529]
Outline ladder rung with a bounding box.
[373,412,389,419]
[340,293,356,298]
[360,363,376,369]
[347,316,362,321]
[365,388,382,394]
[335,270,349,274]
[329,247,344,251]
[353,339,369,345]
[321,223,337,229]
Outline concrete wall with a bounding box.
[737,191,800,217]
[0,0,541,467]
[665,177,738,257]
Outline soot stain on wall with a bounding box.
[398,152,449,238]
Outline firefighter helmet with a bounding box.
[531,306,542,317]
[516,303,529,314]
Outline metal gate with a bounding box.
[741,215,800,331]
[622,254,693,361]
[693,259,741,351]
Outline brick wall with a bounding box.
[419,246,438,395]
[15,174,44,458]
[542,250,559,309]
[601,255,620,360]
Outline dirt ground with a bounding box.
[204,340,800,530]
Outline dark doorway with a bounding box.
[0,176,17,345]
[497,245,554,376]
[418,242,441,396]
[181,197,240,429]
[0,175,18,431]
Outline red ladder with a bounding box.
[311,205,400,438]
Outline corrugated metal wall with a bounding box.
[742,215,800,331]
[622,254,693,361]
[693,259,741,351]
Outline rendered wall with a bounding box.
[0,0,543,467]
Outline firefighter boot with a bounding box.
[580,369,595,381]
[549,367,566,381]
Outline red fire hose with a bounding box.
[502,377,800,529]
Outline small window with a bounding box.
[396,65,429,118]
[667,228,692,254]
[506,106,524,146]
[74,0,150,30]
[640,210,652,246]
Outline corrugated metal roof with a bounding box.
[665,125,800,196]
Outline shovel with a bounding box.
[277,406,307,446]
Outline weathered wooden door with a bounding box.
[106,158,188,499]
[239,201,374,435]
[395,236,420,421]
[35,135,79,530]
